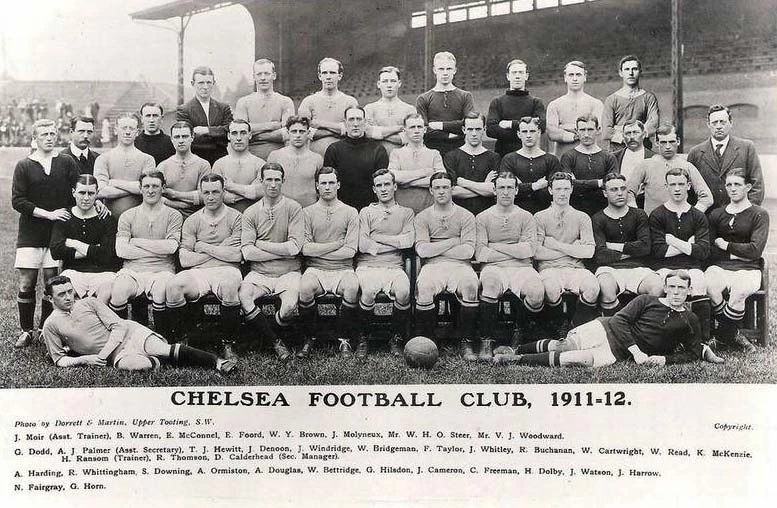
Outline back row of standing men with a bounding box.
[12,51,767,363]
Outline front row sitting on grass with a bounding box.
[492,269,725,367]
[42,275,236,373]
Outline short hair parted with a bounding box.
[45,274,72,296]
[140,170,167,187]
[618,54,641,71]
[505,59,528,74]
[603,172,626,185]
[623,119,645,132]
[254,58,276,73]
[549,171,574,188]
[463,111,486,125]
[199,173,225,188]
[429,170,454,187]
[229,118,251,131]
[343,105,366,120]
[665,166,690,183]
[316,166,339,183]
[378,66,401,81]
[655,124,677,139]
[139,102,164,117]
[75,174,99,189]
[286,115,310,130]
[170,121,193,135]
[70,115,95,130]
[371,167,395,184]
[433,51,457,67]
[564,60,586,72]
[726,168,752,185]
[403,112,425,126]
[663,269,691,287]
[518,116,543,133]
[261,162,285,180]
[575,114,599,129]
[318,57,343,75]
[32,119,56,136]
[707,104,732,121]
[191,66,215,81]
[116,112,141,127]
[494,170,519,186]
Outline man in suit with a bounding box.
[60,115,98,175]
[612,120,654,208]
[176,66,233,166]
[686,104,764,210]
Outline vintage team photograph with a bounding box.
[1,0,775,387]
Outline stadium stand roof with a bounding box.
[130,0,249,20]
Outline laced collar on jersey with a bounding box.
[262,196,284,222]
[432,204,456,230]
[203,206,228,228]
[663,201,691,218]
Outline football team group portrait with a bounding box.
[1,0,775,386]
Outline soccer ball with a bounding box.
[404,336,439,369]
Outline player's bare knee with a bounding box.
[459,278,479,301]
[639,274,664,297]
[299,277,319,300]
[220,280,241,304]
[238,284,256,310]
[393,285,411,306]
[581,278,600,302]
[115,354,153,371]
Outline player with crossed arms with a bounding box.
[356,168,415,356]
[239,162,304,361]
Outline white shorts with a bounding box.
[539,267,597,297]
[479,265,541,298]
[704,266,762,307]
[304,267,355,295]
[183,266,243,305]
[242,271,301,298]
[356,266,409,302]
[562,319,617,368]
[595,266,656,295]
[416,262,478,304]
[110,331,161,368]
[655,268,706,296]
[60,270,117,298]
[116,269,175,299]
[15,247,57,269]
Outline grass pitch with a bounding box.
[0,148,775,387]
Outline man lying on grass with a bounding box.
[493,269,724,367]
[41,275,236,373]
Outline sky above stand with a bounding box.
[1,0,254,89]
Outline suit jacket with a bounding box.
[613,146,655,169]
[176,98,233,154]
[686,136,763,207]
[59,146,99,175]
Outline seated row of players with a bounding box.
[22,138,767,369]
[11,54,766,364]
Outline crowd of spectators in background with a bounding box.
[0,98,106,147]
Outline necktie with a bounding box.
[715,143,724,162]
[79,154,87,165]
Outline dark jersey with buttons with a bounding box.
[49,213,121,272]
[499,152,561,214]
[648,205,709,270]
[592,207,651,269]
[444,148,501,217]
